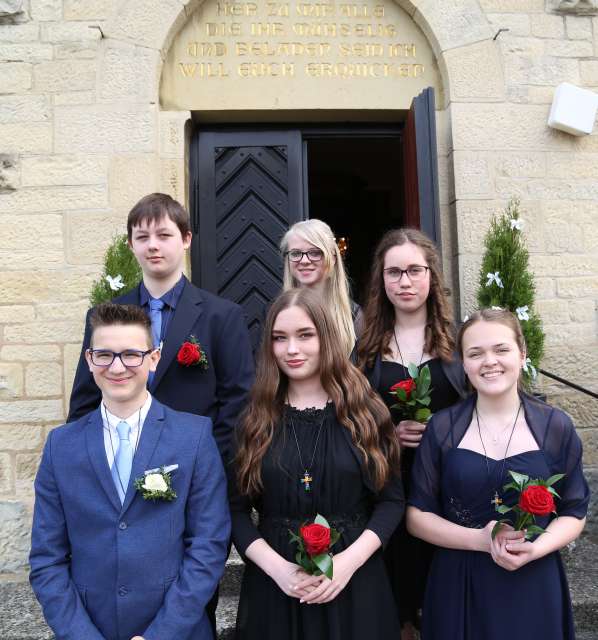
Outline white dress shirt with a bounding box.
[101,392,153,470]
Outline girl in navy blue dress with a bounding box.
[408,309,590,640]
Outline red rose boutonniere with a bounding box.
[176,335,208,370]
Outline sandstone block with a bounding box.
[530,254,598,277]
[436,155,454,207]
[160,157,185,203]
[16,452,39,482]
[545,39,594,57]
[0,306,35,324]
[1,214,62,251]
[55,41,99,59]
[544,220,583,253]
[528,178,598,201]
[453,152,493,199]
[458,254,483,314]
[0,94,50,123]
[536,298,573,324]
[535,277,556,299]
[30,0,62,21]
[63,342,82,401]
[581,221,598,253]
[0,452,12,492]
[579,428,598,466]
[64,0,116,20]
[455,199,500,254]
[0,500,31,572]
[0,364,23,400]
[25,363,62,397]
[0,185,107,214]
[0,0,24,15]
[52,90,95,105]
[543,322,593,346]
[452,103,570,152]
[444,40,505,102]
[0,122,52,154]
[159,111,188,157]
[531,13,565,38]
[5,320,85,344]
[0,424,44,451]
[21,155,108,188]
[546,152,598,178]
[504,54,580,87]
[108,153,160,212]
[65,211,124,264]
[104,0,185,49]
[0,399,64,423]
[479,0,544,11]
[0,62,32,93]
[413,1,492,55]
[99,41,159,102]
[0,269,95,304]
[36,300,88,321]
[0,23,39,42]
[0,248,65,271]
[41,21,103,42]
[34,59,96,93]
[544,391,598,429]
[0,154,19,191]
[1,344,60,361]
[494,177,528,200]
[541,344,598,388]
[565,15,593,39]
[580,60,598,85]
[506,84,555,105]
[494,152,546,178]
[0,501,30,572]
[55,104,156,154]
[543,199,597,224]
[487,13,531,36]
[435,108,451,157]
[557,276,598,298]
[0,42,53,62]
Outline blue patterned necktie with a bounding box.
[149,298,165,349]
[111,421,133,504]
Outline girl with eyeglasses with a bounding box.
[356,228,469,639]
[280,219,360,356]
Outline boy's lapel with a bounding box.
[85,408,122,513]
[121,399,166,514]
[150,279,204,391]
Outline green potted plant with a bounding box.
[90,234,142,306]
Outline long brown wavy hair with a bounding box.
[356,228,455,370]
[236,288,400,496]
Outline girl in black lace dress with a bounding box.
[356,229,468,639]
[230,288,404,640]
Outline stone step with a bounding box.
[2,536,596,639]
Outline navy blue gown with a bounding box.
[409,393,590,640]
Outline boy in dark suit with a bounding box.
[30,303,229,640]
[68,193,254,464]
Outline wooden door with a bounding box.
[190,130,304,347]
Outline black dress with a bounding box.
[378,358,460,627]
[230,404,404,640]
[410,393,590,640]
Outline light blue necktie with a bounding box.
[149,298,165,349]
[111,421,133,504]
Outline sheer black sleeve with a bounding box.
[408,414,443,515]
[226,436,262,556]
[366,472,405,548]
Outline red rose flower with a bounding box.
[390,378,417,400]
[177,341,201,366]
[300,523,331,557]
[518,485,555,516]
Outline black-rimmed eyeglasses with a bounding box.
[383,265,430,283]
[284,249,324,263]
[87,349,154,368]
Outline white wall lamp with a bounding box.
[548,82,598,136]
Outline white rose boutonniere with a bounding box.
[134,466,177,502]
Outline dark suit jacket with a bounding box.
[68,278,254,461]
[30,400,230,640]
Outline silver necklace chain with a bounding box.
[393,327,424,369]
[476,409,516,444]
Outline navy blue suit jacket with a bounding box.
[30,399,230,640]
[67,278,254,461]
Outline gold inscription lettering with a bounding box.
[178,62,229,77]
[295,3,335,17]
[250,22,285,35]
[216,2,257,16]
[267,2,290,16]
[388,43,416,57]
[238,62,295,76]
[206,22,243,36]
[187,41,227,56]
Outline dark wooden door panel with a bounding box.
[190,131,304,348]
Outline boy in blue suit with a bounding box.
[30,303,230,640]
[68,193,254,464]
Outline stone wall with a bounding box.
[0,0,596,578]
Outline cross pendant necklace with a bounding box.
[491,492,503,507]
[287,399,328,493]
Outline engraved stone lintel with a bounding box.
[553,0,598,15]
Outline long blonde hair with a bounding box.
[281,219,356,356]
[235,288,400,496]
